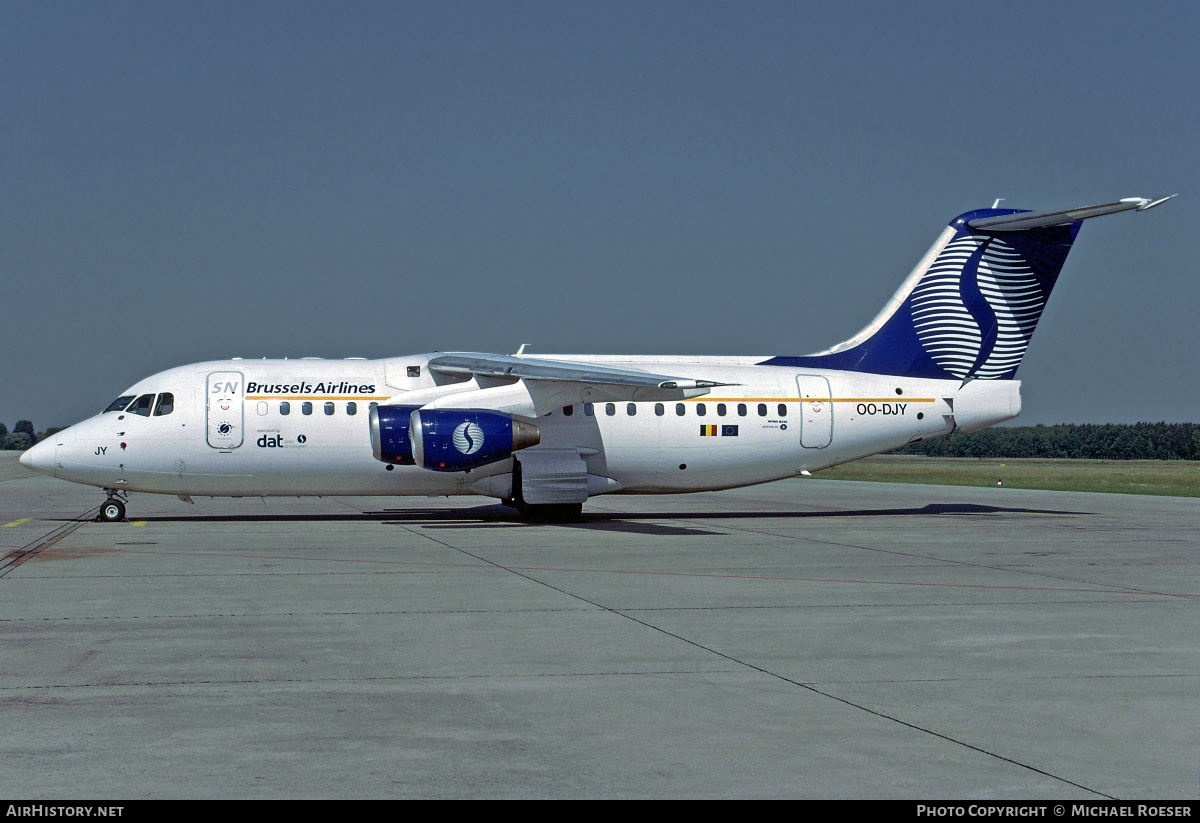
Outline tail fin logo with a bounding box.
[909,235,1050,380]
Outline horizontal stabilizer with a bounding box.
[966,195,1176,231]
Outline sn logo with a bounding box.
[211,381,240,394]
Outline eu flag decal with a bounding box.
[700,424,717,436]
[721,425,739,437]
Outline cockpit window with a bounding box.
[127,394,155,417]
[153,393,175,416]
[105,395,136,413]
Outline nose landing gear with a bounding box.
[99,491,128,522]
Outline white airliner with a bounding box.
[20,196,1172,521]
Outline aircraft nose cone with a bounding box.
[18,438,55,476]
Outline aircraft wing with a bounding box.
[388,352,731,418]
[427,352,726,391]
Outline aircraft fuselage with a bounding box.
[33,354,1017,500]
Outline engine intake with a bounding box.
[410,409,540,472]
[369,405,422,464]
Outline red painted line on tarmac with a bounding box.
[60,546,489,570]
[60,545,1199,600]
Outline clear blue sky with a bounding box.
[2,1,1196,428]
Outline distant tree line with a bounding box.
[895,423,1200,461]
[0,422,64,451]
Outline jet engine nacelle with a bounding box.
[410,409,540,472]
[369,404,422,464]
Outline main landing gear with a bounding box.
[504,460,585,522]
[508,499,584,522]
[99,491,127,522]
[501,496,584,522]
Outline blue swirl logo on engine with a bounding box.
[452,422,484,455]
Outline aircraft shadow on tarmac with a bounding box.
[75,502,1091,539]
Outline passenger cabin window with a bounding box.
[256,401,267,416]
[627,403,636,416]
[280,402,291,415]
[346,402,357,416]
[324,402,335,416]
[717,403,726,417]
[738,403,747,417]
[127,394,154,417]
[153,393,174,416]
[696,403,706,417]
[676,403,685,416]
[778,404,788,416]
[105,395,135,413]
[758,404,768,417]
[605,403,616,416]
[584,403,594,416]
[302,402,313,415]
[655,403,664,416]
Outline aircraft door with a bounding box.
[207,371,245,449]
[796,375,832,448]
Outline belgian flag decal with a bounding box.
[700,424,717,436]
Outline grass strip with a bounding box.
[815,455,1200,498]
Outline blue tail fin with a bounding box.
[760,197,1170,380]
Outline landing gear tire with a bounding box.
[510,461,583,522]
[523,503,583,522]
[100,499,126,522]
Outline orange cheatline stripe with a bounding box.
[679,397,783,402]
[679,397,937,403]
[244,396,392,401]
[829,397,936,403]
[243,394,939,404]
